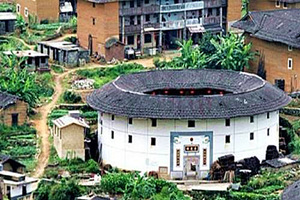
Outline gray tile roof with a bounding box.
[87,69,291,119]
[0,91,18,109]
[232,9,300,49]
[282,180,300,200]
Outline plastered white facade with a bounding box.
[98,110,279,178]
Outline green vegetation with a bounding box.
[62,91,82,104]
[155,33,255,71]
[51,64,64,73]
[0,124,38,172]
[76,63,144,88]
[0,3,15,12]
[0,54,54,107]
[101,172,190,200]
[0,36,29,51]
[34,179,84,200]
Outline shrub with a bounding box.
[101,172,133,194]
[51,64,64,73]
[62,91,82,103]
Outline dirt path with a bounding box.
[31,54,177,178]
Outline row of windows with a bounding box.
[225,128,270,144]
[111,130,156,145]
[127,34,152,45]
[275,1,288,8]
[108,113,272,127]
[16,4,28,17]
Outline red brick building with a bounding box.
[233,9,300,92]
[77,0,119,57]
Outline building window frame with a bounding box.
[250,132,254,140]
[151,137,156,146]
[128,135,133,143]
[111,114,114,121]
[92,18,96,25]
[188,120,195,128]
[16,4,21,14]
[267,112,270,119]
[225,118,230,127]
[267,128,270,136]
[127,35,134,45]
[111,131,114,139]
[275,0,280,7]
[225,135,230,144]
[288,58,293,70]
[283,2,288,8]
[288,45,293,51]
[128,118,133,125]
[93,2,96,7]
[151,118,157,127]
[250,116,254,123]
[24,7,28,17]
[144,34,152,43]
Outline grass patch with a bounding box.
[0,36,29,51]
[51,64,64,74]
[76,63,144,88]
[0,124,38,172]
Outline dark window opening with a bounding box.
[12,113,18,126]
[283,2,287,7]
[225,118,230,127]
[225,135,230,144]
[93,2,96,7]
[267,128,270,136]
[151,118,157,127]
[144,34,152,43]
[250,132,254,140]
[130,0,134,7]
[250,116,254,123]
[111,131,114,139]
[137,0,141,7]
[151,137,156,146]
[129,118,133,124]
[128,135,133,143]
[267,112,270,119]
[127,36,134,45]
[145,0,149,4]
[188,120,195,127]
[111,114,115,120]
[130,16,135,25]
[145,14,150,22]
[144,88,232,96]
[92,18,96,25]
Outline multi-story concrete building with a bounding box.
[78,0,227,57]
[15,0,77,22]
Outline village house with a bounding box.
[0,91,28,126]
[249,0,300,11]
[0,12,16,35]
[3,50,50,72]
[0,167,38,200]
[52,111,89,161]
[77,0,228,58]
[38,41,89,67]
[0,155,25,174]
[233,9,300,92]
[87,69,290,180]
[226,0,242,30]
[15,0,77,22]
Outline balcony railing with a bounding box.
[144,22,160,29]
[120,5,160,16]
[204,0,222,8]
[161,20,184,29]
[160,1,204,13]
[124,25,142,34]
[186,18,203,26]
[203,16,220,24]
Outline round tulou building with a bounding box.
[87,69,291,179]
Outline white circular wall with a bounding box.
[98,110,279,176]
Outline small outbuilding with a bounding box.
[105,38,124,62]
[0,91,28,126]
[52,111,89,161]
[0,12,16,35]
[0,155,25,174]
[38,41,89,67]
[3,50,50,72]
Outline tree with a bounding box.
[0,53,41,107]
[48,179,82,200]
[15,15,27,34]
[209,33,255,71]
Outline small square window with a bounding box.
[267,128,270,136]
[128,135,133,143]
[225,135,230,144]
[130,0,134,8]
[151,118,157,127]
[283,2,287,8]
[151,137,156,146]
[225,118,230,127]
[144,34,152,43]
[93,2,96,7]
[250,132,254,140]
[145,14,150,22]
[275,0,280,7]
[111,131,114,139]
[92,18,96,25]
[127,35,134,45]
[288,45,293,51]
[111,114,114,120]
[267,112,270,119]
[129,118,133,124]
[250,116,254,123]
[145,0,149,4]
[288,58,293,69]
[188,120,195,128]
